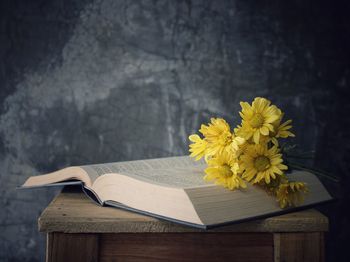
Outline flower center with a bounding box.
[254,156,270,171]
[250,113,264,128]
[221,164,233,177]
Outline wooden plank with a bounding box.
[46,232,99,262]
[99,233,273,262]
[273,233,281,262]
[274,232,325,262]
[39,191,329,233]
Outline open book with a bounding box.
[21,156,332,229]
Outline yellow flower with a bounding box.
[241,144,288,184]
[188,134,208,161]
[266,111,295,145]
[276,181,308,208]
[233,124,244,138]
[230,136,246,152]
[239,97,281,144]
[233,125,251,155]
[204,151,246,190]
[199,118,235,156]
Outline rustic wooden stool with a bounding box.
[39,188,328,262]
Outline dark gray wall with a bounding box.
[0,0,349,261]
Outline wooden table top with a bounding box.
[39,188,329,233]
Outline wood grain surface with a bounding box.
[274,232,325,262]
[39,190,329,233]
[47,233,99,262]
[99,233,273,262]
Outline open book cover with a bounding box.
[20,156,333,229]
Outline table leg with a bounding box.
[274,232,325,262]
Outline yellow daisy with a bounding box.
[199,118,243,157]
[188,134,208,161]
[276,181,308,208]
[239,97,281,144]
[233,124,244,138]
[267,111,295,145]
[204,151,246,190]
[233,125,250,155]
[241,144,288,184]
[230,136,246,151]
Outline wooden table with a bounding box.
[39,189,328,262]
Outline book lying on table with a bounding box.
[21,156,332,229]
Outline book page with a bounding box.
[121,165,210,188]
[21,166,93,188]
[80,156,209,187]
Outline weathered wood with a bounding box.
[99,233,274,262]
[41,191,328,261]
[39,191,329,233]
[273,232,325,262]
[46,232,99,262]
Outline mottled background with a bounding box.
[0,0,349,261]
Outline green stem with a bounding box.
[287,162,339,183]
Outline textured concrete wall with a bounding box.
[0,0,349,261]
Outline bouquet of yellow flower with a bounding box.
[188,97,308,208]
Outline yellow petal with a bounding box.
[260,126,269,136]
[189,134,200,142]
[253,130,260,144]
